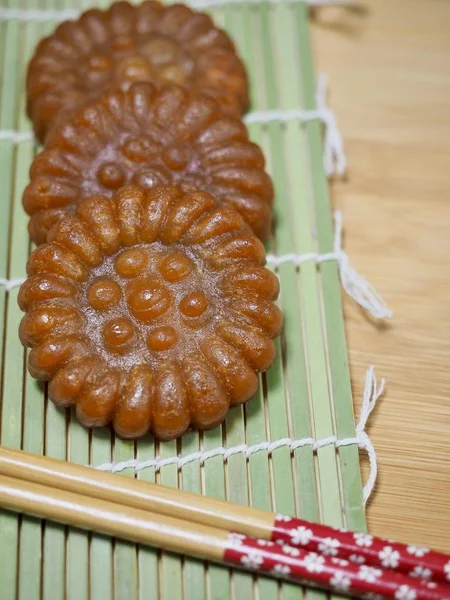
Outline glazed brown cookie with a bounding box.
[18,184,282,440]
[23,82,273,245]
[27,0,249,142]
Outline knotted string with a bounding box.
[267,211,393,319]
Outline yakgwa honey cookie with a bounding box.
[27,0,249,142]
[23,82,273,245]
[18,184,282,440]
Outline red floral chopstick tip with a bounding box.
[270,514,450,587]
[224,532,450,600]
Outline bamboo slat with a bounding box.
[0,1,365,598]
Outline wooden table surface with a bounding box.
[312,0,450,552]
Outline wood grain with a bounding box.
[312,0,450,551]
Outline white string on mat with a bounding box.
[0,130,33,143]
[245,73,346,177]
[0,212,392,319]
[316,72,347,176]
[0,1,352,22]
[0,77,346,178]
[93,366,383,504]
[267,210,393,319]
[0,277,26,291]
[357,367,384,503]
[0,7,78,21]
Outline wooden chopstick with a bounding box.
[1,447,450,590]
[0,471,226,557]
[0,469,447,600]
[0,446,274,537]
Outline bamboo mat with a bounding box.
[311,0,450,553]
[0,1,366,599]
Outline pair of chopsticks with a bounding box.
[0,447,449,600]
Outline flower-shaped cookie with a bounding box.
[23,82,273,245]
[27,0,249,142]
[18,184,282,440]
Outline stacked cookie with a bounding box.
[19,1,282,440]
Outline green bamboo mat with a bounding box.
[0,1,366,599]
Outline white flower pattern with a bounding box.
[407,545,429,558]
[289,526,313,546]
[358,565,383,583]
[229,533,246,546]
[409,565,432,579]
[272,563,291,576]
[240,552,263,570]
[444,560,450,581]
[354,533,373,547]
[318,537,340,557]
[276,514,292,522]
[225,526,435,596]
[257,539,274,547]
[349,553,365,564]
[303,552,325,574]
[395,585,416,600]
[330,572,351,592]
[282,544,300,557]
[379,546,400,568]
[331,557,349,567]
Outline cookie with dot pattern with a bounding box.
[18,184,282,440]
[27,0,249,142]
[23,82,273,245]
